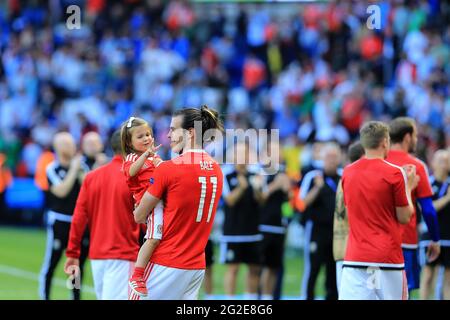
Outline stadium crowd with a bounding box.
[0,0,449,300]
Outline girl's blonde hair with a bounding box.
[120,117,153,156]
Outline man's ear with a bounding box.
[188,127,195,138]
[404,133,412,145]
[383,136,389,149]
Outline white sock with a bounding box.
[243,293,258,300]
[260,294,273,300]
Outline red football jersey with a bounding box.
[342,158,409,268]
[123,153,159,205]
[386,150,433,247]
[66,155,140,261]
[147,149,223,269]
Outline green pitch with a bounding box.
[0,226,327,300]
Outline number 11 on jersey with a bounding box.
[196,176,218,223]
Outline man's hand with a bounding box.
[314,174,325,189]
[250,175,264,190]
[94,153,108,168]
[237,174,249,190]
[152,156,163,167]
[70,154,83,172]
[64,257,80,275]
[403,164,420,190]
[445,185,450,200]
[426,241,441,263]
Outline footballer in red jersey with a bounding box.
[65,131,141,300]
[133,105,224,300]
[340,121,418,300]
[386,117,440,293]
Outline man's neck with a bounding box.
[434,171,448,182]
[390,143,407,152]
[182,144,204,154]
[59,157,71,167]
[324,169,337,176]
[365,149,385,159]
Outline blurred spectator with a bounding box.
[299,143,341,300]
[0,152,13,219]
[34,148,55,192]
[39,132,89,300]
[1,1,447,178]
[220,142,264,300]
[259,147,292,300]
[81,131,107,170]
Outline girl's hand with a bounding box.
[145,138,162,157]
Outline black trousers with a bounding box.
[0,191,6,221]
[39,219,89,300]
[303,222,337,300]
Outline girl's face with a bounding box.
[131,125,153,154]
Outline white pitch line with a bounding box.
[0,264,96,295]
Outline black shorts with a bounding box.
[261,233,285,269]
[420,242,450,268]
[220,241,262,265]
[205,240,214,267]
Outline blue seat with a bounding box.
[5,178,44,209]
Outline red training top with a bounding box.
[342,158,409,268]
[386,150,433,248]
[123,153,159,205]
[147,150,223,270]
[66,155,140,261]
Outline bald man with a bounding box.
[81,131,107,170]
[39,132,90,300]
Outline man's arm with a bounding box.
[303,175,324,208]
[262,173,290,203]
[417,197,440,242]
[64,179,90,275]
[333,180,348,261]
[396,206,414,224]
[250,175,264,205]
[134,191,160,224]
[395,183,415,224]
[418,196,441,262]
[66,179,90,259]
[50,155,82,198]
[432,186,450,211]
[135,162,167,223]
[395,165,419,224]
[224,174,248,207]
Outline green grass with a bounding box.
[0,226,96,300]
[0,226,330,300]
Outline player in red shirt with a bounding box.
[120,116,163,297]
[133,105,224,300]
[386,117,440,294]
[64,131,141,299]
[340,121,418,300]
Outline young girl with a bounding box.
[121,116,163,297]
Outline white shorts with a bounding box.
[129,263,205,300]
[145,201,164,240]
[339,267,408,300]
[336,261,344,294]
[91,259,135,300]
